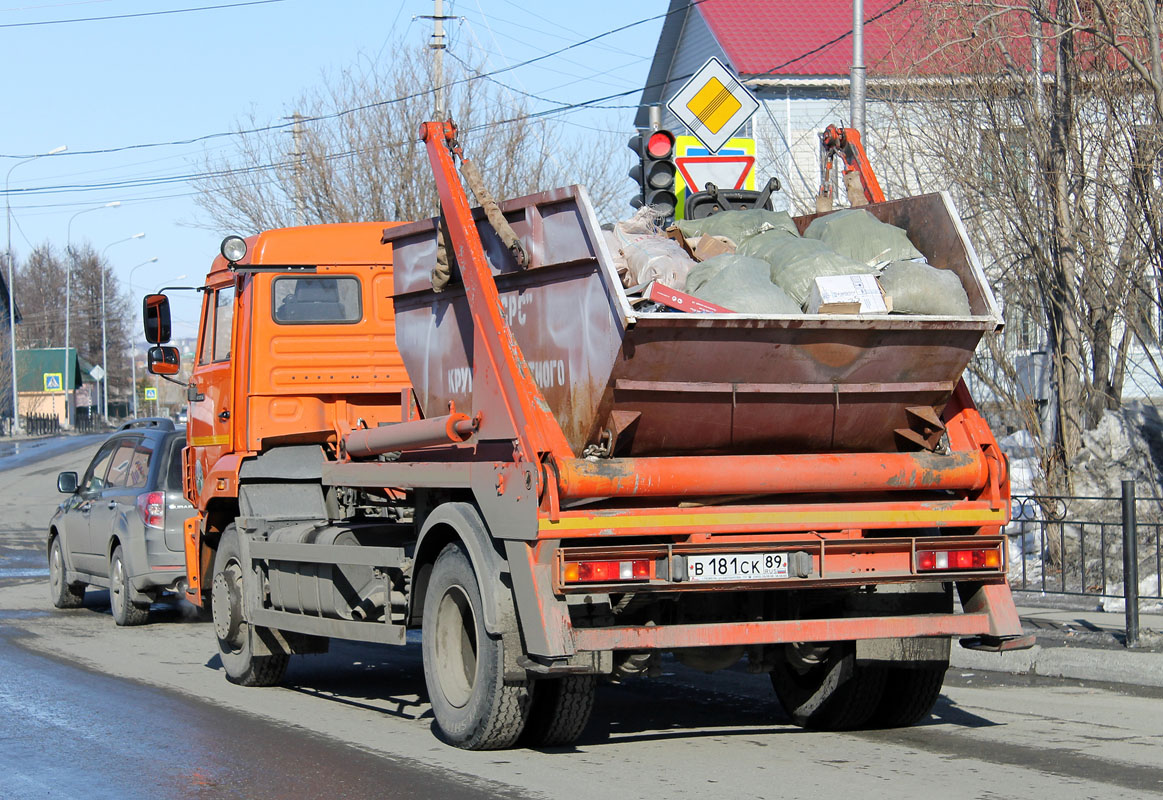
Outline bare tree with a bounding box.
[13,243,131,413]
[874,0,1163,491]
[193,46,628,233]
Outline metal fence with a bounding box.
[23,413,61,436]
[1006,481,1160,646]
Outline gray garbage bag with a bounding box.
[675,209,799,247]
[684,254,802,314]
[621,235,694,289]
[804,208,924,267]
[737,230,872,305]
[879,260,972,316]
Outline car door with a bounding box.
[188,282,235,499]
[86,436,152,573]
[67,437,120,574]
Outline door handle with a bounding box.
[218,410,230,421]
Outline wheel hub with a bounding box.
[212,567,244,645]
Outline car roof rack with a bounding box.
[117,417,176,432]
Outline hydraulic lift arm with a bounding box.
[818,123,886,209]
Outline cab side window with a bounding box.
[214,286,235,361]
[198,286,236,365]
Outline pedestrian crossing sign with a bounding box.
[144,387,158,400]
[44,373,62,392]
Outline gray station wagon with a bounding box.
[47,418,196,625]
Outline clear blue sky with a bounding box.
[2,0,664,337]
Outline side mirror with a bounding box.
[143,293,172,344]
[147,345,180,376]
[57,471,78,494]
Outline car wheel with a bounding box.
[211,525,289,686]
[48,535,85,609]
[422,542,532,750]
[110,545,149,626]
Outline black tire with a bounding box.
[770,641,887,731]
[211,525,289,687]
[520,676,597,747]
[110,545,150,626]
[870,662,948,728]
[48,535,85,609]
[422,543,532,750]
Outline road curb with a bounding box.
[950,641,1163,688]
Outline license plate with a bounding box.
[687,552,789,581]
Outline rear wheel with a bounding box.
[870,661,948,728]
[770,641,887,730]
[211,525,288,687]
[520,676,597,747]
[422,543,532,750]
[110,545,149,626]
[48,535,85,609]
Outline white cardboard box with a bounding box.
[805,274,892,314]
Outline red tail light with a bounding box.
[136,491,165,529]
[916,548,1000,572]
[563,559,652,583]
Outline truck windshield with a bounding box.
[272,276,361,324]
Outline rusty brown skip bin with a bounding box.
[385,186,1002,457]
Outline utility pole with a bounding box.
[432,0,447,120]
[287,112,307,226]
[850,0,866,131]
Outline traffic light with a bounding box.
[628,129,677,217]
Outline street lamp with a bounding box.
[64,201,119,427]
[99,233,145,423]
[5,144,67,434]
[127,257,158,419]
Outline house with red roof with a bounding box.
[636,0,963,210]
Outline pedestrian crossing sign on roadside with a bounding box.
[667,57,759,154]
[144,387,158,400]
[44,373,62,392]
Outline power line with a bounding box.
[0,1,699,160]
[0,0,289,29]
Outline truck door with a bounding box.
[187,283,236,498]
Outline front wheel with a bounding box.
[211,525,288,687]
[110,545,149,626]
[770,641,887,730]
[422,543,532,750]
[48,535,85,609]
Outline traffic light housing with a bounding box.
[628,129,677,217]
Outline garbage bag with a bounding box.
[622,235,695,289]
[602,230,632,288]
[684,254,802,314]
[737,230,872,305]
[804,208,924,268]
[675,208,799,247]
[879,260,972,316]
[613,207,695,289]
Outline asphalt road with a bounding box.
[2,438,1162,799]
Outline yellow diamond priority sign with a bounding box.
[667,57,759,153]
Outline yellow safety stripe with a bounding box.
[539,507,1007,533]
[189,434,230,446]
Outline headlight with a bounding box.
[220,235,247,263]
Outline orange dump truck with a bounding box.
[144,121,1029,750]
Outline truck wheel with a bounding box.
[870,662,948,728]
[770,642,886,730]
[211,525,289,687]
[110,545,150,626]
[422,542,532,750]
[520,676,597,747]
[48,535,85,609]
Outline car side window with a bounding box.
[124,440,155,489]
[165,437,186,492]
[104,440,140,488]
[80,439,120,495]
